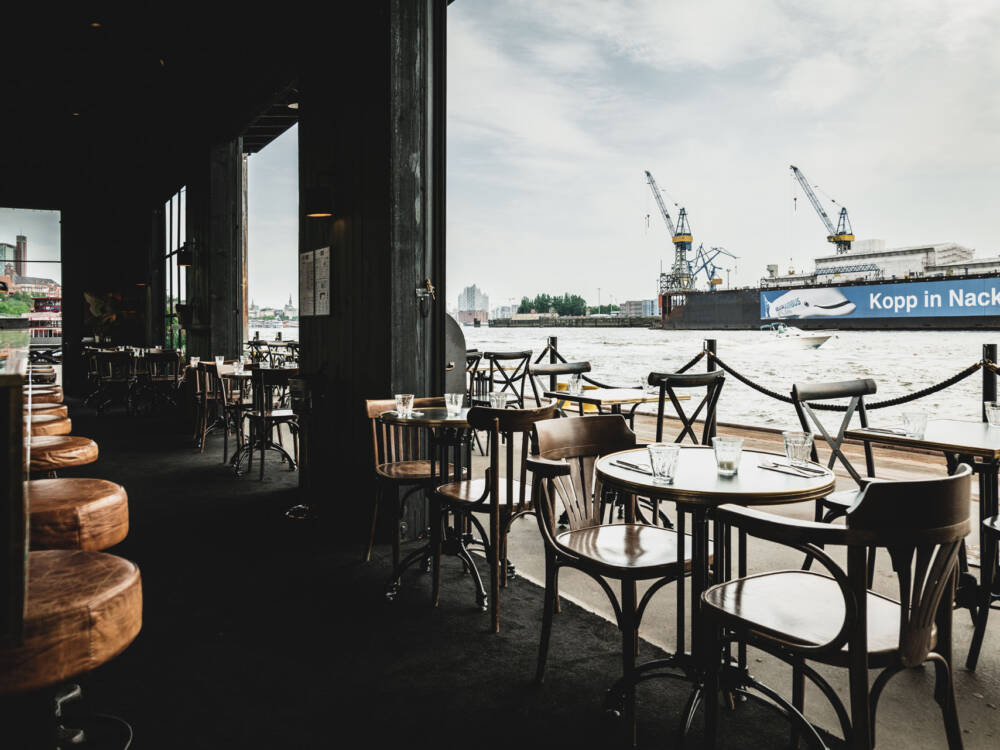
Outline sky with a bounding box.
[0,207,62,284]
[446,0,1000,310]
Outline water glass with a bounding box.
[782,431,813,467]
[214,355,224,371]
[712,436,744,476]
[647,443,680,485]
[986,402,1000,428]
[567,374,582,395]
[395,393,414,417]
[445,392,464,416]
[232,359,244,375]
[902,411,928,438]
[189,356,200,368]
[489,391,508,409]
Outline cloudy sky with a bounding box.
[0,208,61,283]
[447,0,1000,309]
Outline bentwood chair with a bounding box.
[702,465,972,750]
[434,402,558,632]
[195,363,223,452]
[647,370,725,444]
[242,367,299,480]
[967,512,1000,670]
[528,414,698,746]
[93,351,136,415]
[362,397,447,567]
[471,350,532,408]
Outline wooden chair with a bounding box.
[647,370,725,444]
[93,351,135,415]
[434,402,558,632]
[527,361,592,413]
[528,414,698,746]
[470,350,532,408]
[967,512,999,670]
[242,367,299,480]
[144,350,182,410]
[702,465,972,750]
[215,366,252,465]
[194,362,223,453]
[362,397,447,567]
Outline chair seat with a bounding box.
[26,414,72,436]
[0,550,142,696]
[27,390,63,404]
[25,403,69,419]
[822,488,860,509]
[702,570,920,663]
[557,523,695,574]
[437,478,530,505]
[28,436,100,472]
[28,478,129,551]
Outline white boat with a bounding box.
[760,322,832,349]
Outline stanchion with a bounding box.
[705,339,717,440]
[983,343,997,421]
[548,335,558,393]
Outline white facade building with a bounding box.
[457,284,489,313]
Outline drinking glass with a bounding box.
[489,391,508,409]
[214,355,224,371]
[189,356,200,368]
[986,401,1000,428]
[647,443,680,485]
[782,431,813,467]
[395,393,414,417]
[902,411,928,439]
[567,374,582,395]
[445,393,464,416]
[232,359,244,375]
[712,436,744,476]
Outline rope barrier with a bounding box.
[705,350,985,411]
[675,349,706,374]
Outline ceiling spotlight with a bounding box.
[90,22,101,28]
[72,112,80,117]
[287,102,299,110]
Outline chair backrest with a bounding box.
[252,367,293,411]
[465,350,482,403]
[846,465,971,666]
[146,351,180,380]
[467,402,558,510]
[647,370,725,444]
[534,415,636,534]
[527,361,591,406]
[364,397,445,467]
[791,378,877,486]
[480,350,532,407]
[197,362,221,402]
[96,351,133,380]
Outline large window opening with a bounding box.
[0,207,62,350]
[163,187,187,350]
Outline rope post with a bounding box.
[984,343,997,421]
[705,339,717,440]
[548,336,558,392]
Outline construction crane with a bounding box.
[645,170,693,293]
[789,165,854,254]
[692,244,738,289]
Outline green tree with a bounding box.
[0,291,33,316]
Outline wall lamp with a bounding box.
[304,186,333,219]
[178,239,194,266]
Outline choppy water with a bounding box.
[464,327,995,431]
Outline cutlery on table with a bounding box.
[861,427,908,435]
[758,463,816,478]
[610,460,652,475]
[760,460,826,475]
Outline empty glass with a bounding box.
[214,355,224,370]
[782,431,813,467]
[647,443,680,485]
[489,391,508,409]
[189,356,200,368]
[902,411,928,438]
[986,401,1000,428]
[395,393,414,417]
[445,393,464,416]
[712,436,744,476]
[232,359,244,375]
[567,374,582,395]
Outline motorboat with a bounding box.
[760,322,833,349]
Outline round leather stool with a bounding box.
[26,414,72,437]
[28,389,63,405]
[28,436,99,473]
[0,550,142,695]
[28,479,129,551]
[24,403,69,419]
[30,372,57,384]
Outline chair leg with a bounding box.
[430,499,443,607]
[363,483,382,563]
[621,579,638,748]
[259,421,266,480]
[848,650,873,750]
[222,409,229,464]
[536,554,557,684]
[391,485,402,573]
[703,621,720,750]
[930,655,964,750]
[967,528,996,670]
[490,509,501,633]
[791,659,806,749]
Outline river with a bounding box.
[463,327,995,431]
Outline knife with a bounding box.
[758,463,814,478]
[763,460,826,475]
[611,460,652,475]
[861,427,908,435]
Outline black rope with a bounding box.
[582,349,707,389]
[676,349,706,374]
[706,351,985,411]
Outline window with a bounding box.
[164,188,186,349]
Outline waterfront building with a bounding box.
[621,299,660,317]
[0,263,61,297]
[457,283,488,314]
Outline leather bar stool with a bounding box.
[24,403,68,419]
[28,436,99,475]
[28,479,129,551]
[27,389,63,405]
[0,551,142,746]
[26,414,72,437]
[29,372,57,384]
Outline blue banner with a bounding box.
[760,278,1000,320]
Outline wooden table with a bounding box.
[379,408,480,604]
[847,418,1000,641]
[595,445,835,732]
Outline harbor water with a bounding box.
[465,327,992,432]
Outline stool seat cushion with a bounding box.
[24,403,68,419]
[30,372,57,384]
[26,414,72,436]
[0,550,142,695]
[28,436,99,472]
[27,389,63,405]
[28,479,129,551]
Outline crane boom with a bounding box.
[789,164,854,254]
[644,170,676,236]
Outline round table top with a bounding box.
[380,407,469,428]
[596,446,836,507]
